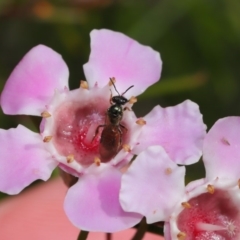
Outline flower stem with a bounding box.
[106,233,112,240]
[77,230,89,240]
[131,218,148,240]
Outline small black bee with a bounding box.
[94,78,134,162]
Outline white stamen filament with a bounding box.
[196,222,226,232]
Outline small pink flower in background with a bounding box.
[0,28,206,233]
[120,117,240,239]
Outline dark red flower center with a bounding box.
[52,99,106,165]
[52,98,129,166]
[177,189,240,240]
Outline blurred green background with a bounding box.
[0,0,240,199]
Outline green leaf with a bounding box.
[140,71,208,99]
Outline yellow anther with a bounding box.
[177,232,186,240]
[109,77,116,85]
[136,118,146,125]
[129,96,137,104]
[43,136,52,142]
[80,80,88,89]
[67,154,74,163]
[165,168,172,175]
[41,111,51,118]
[94,157,101,166]
[207,184,215,194]
[181,202,191,209]
[122,144,131,152]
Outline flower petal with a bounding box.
[1,45,69,116]
[64,164,142,232]
[0,125,57,194]
[185,178,205,192]
[133,100,206,165]
[120,146,185,224]
[203,117,240,180]
[83,29,162,97]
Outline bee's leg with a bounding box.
[117,126,123,147]
[104,113,108,124]
[120,124,128,133]
[92,125,105,142]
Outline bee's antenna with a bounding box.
[110,77,134,96]
[110,78,120,96]
[122,85,134,96]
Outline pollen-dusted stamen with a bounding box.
[94,157,101,166]
[109,77,116,85]
[136,118,146,125]
[67,154,74,163]
[177,231,186,240]
[80,80,88,89]
[207,184,215,194]
[43,136,52,142]
[122,144,131,152]
[129,96,137,104]
[181,202,191,209]
[41,111,51,118]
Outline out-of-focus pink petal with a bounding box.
[1,45,69,116]
[133,100,206,165]
[64,164,142,232]
[0,125,57,194]
[83,29,162,98]
[120,146,185,224]
[203,117,240,181]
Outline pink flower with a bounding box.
[0,29,206,233]
[120,117,240,239]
